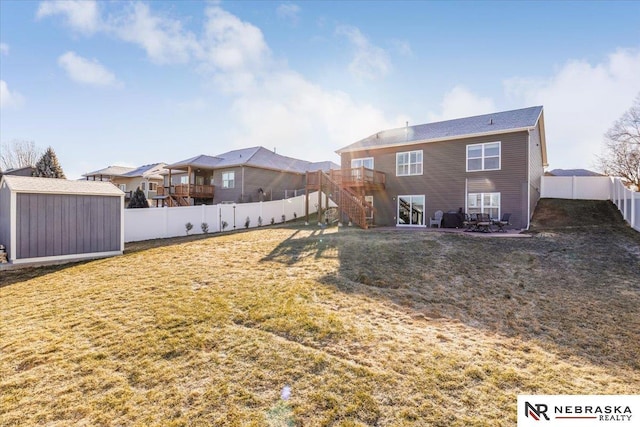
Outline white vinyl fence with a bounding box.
[541,176,639,232]
[124,191,326,242]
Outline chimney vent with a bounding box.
[489,118,494,125]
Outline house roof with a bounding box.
[166,146,338,174]
[83,163,166,180]
[121,163,167,180]
[546,168,604,177]
[337,106,545,155]
[1,175,124,196]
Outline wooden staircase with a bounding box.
[166,195,190,207]
[312,171,372,229]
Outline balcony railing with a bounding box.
[329,167,386,189]
[157,184,215,198]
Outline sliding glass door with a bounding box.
[397,195,425,226]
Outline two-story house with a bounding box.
[332,106,547,229]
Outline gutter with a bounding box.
[336,126,534,155]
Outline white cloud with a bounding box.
[336,25,391,81]
[36,0,100,34]
[200,6,270,74]
[0,80,26,109]
[390,39,412,57]
[227,70,398,162]
[505,48,640,169]
[0,43,9,55]
[37,3,398,161]
[277,3,301,25]
[58,51,120,87]
[427,86,496,122]
[110,3,200,65]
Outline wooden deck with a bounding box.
[157,184,215,199]
[307,167,385,191]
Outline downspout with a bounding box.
[526,130,531,230]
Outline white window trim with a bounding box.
[222,171,235,189]
[466,142,501,172]
[365,195,374,220]
[351,157,374,169]
[396,150,423,177]
[396,194,426,227]
[467,192,501,220]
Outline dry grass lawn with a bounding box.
[1,199,639,426]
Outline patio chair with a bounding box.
[463,213,475,231]
[475,213,492,232]
[492,213,511,232]
[429,210,443,228]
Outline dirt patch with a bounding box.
[529,198,625,229]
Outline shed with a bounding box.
[0,176,124,265]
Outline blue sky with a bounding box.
[1,0,639,179]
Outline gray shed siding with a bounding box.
[341,131,531,228]
[0,183,11,254]
[15,193,121,259]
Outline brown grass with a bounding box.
[1,200,639,426]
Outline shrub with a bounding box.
[271,217,275,225]
[244,217,251,229]
[201,222,209,234]
[258,216,263,227]
[281,214,286,223]
[185,222,193,235]
[128,187,149,209]
[222,221,228,231]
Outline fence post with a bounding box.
[631,188,636,229]
[571,176,577,199]
[164,205,169,238]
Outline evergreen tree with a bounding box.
[32,146,66,179]
[128,187,149,208]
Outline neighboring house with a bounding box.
[326,106,547,229]
[159,146,338,206]
[83,163,166,202]
[545,168,603,177]
[0,165,35,178]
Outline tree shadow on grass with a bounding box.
[261,225,640,372]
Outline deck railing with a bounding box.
[328,167,385,188]
[157,184,215,198]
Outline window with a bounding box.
[467,142,500,171]
[148,182,157,191]
[222,171,235,189]
[351,158,374,181]
[397,195,425,226]
[118,184,126,192]
[195,176,204,185]
[351,157,374,169]
[365,195,374,220]
[180,176,189,184]
[140,182,146,191]
[467,192,500,220]
[396,150,423,176]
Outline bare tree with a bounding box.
[0,140,43,171]
[598,95,640,189]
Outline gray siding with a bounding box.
[15,193,121,259]
[342,131,530,228]
[528,122,544,223]
[0,183,11,256]
[213,166,305,204]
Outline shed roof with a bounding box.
[1,176,124,196]
[337,106,544,153]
